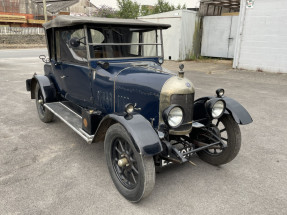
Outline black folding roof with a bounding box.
[43,15,171,29]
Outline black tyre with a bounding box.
[35,83,54,123]
[104,123,155,202]
[196,115,241,166]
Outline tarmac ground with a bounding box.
[0,49,286,214]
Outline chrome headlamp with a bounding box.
[163,105,184,128]
[216,88,225,98]
[206,99,226,119]
[125,103,134,114]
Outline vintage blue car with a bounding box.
[26,16,252,202]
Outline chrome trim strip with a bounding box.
[113,66,133,112]
[88,43,162,46]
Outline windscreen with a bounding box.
[88,27,162,59]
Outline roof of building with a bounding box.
[34,0,79,14]
[43,15,171,29]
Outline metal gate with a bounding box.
[201,16,239,58]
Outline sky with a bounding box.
[90,0,200,9]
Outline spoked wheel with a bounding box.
[35,83,54,123]
[196,114,241,165]
[105,123,155,202]
[111,137,140,189]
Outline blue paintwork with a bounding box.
[90,60,173,127]
[30,75,56,103]
[60,62,93,107]
[94,113,163,156]
[47,57,173,128]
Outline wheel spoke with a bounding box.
[220,128,226,133]
[115,146,122,155]
[216,120,220,126]
[118,140,124,152]
[131,165,139,175]
[129,156,135,163]
[130,172,137,184]
[221,137,228,141]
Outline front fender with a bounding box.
[93,114,162,156]
[193,96,252,125]
[28,75,57,103]
[222,97,253,125]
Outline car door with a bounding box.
[56,28,93,108]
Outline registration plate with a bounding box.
[161,147,193,167]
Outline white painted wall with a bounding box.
[139,10,199,61]
[233,0,287,73]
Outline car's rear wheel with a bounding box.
[196,114,241,165]
[104,123,155,202]
[35,83,54,123]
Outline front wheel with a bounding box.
[196,114,241,166]
[104,123,155,202]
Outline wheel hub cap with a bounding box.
[118,157,128,167]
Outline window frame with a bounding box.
[54,25,89,65]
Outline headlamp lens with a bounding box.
[168,107,183,128]
[212,100,225,118]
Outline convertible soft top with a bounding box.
[43,15,171,29]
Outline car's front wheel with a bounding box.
[104,123,155,202]
[196,114,241,165]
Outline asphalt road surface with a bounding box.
[0,49,286,214]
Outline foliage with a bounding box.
[141,5,154,17]
[94,5,118,18]
[95,0,187,19]
[153,0,186,14]
[117,0,140,19]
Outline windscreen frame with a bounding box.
[87,25,164,60]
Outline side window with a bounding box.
[89,28,105,58]
[129,32,139,56]
[58,28,87,63]
[90,29,105,43]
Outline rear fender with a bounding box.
[92,114,162,156]
[28,75,57,103]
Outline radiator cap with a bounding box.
[178,64,184,78]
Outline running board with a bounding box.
[44,102,94,144]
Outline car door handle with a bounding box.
[60,75,68,79]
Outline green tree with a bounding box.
[117,0,140,19]
[141,5,153,16]
[94,5,118,18]
[153,0,174,14]
[153,0,186,14]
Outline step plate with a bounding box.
[44,102,94,143]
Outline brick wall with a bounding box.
[0,34,46,48]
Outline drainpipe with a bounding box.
[43,0,48,22]
[233,0,246,69]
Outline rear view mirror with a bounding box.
[70,37,80,48]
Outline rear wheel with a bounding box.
[196,115,241,165]
[35,83,54,123]
[104,123,155,202]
